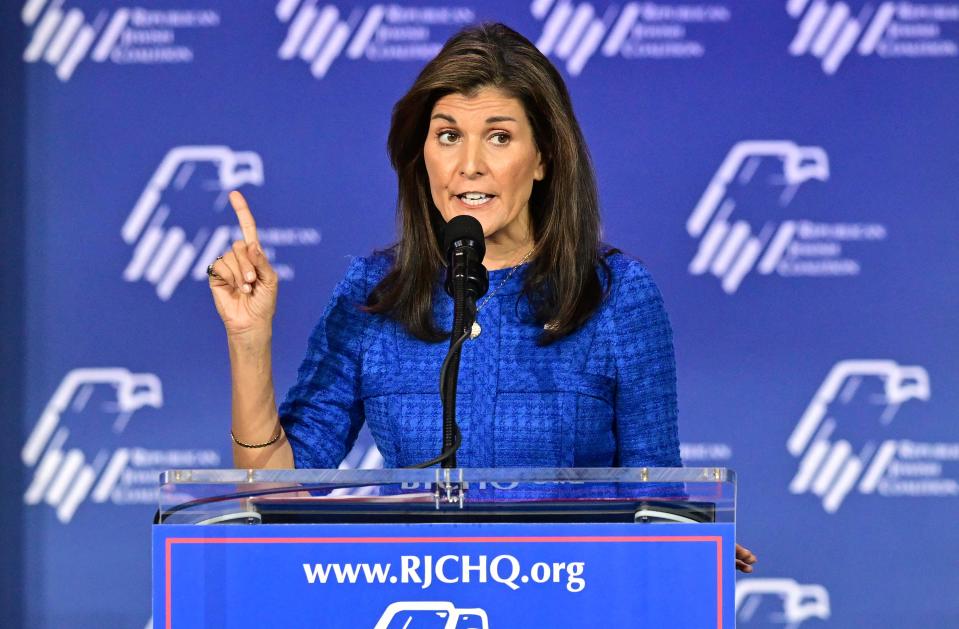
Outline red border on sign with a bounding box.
[164,534,725,629]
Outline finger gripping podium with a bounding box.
[153,468,736,628]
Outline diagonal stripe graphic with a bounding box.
[722,236,763,294]
[710,221,750,276]
[25,448,64,505]
[810,2,850,58]
[758,221,796,274]
[689,220,730,275]
[812,440,851,496]
[787,0,812,18]
[46,449,85,506]
[823,455,862,512]
[314,22,351,77]
[300,5,339,61]
[531,0,556,20]
[58,465,96,523]
[347,5,385,59]
[537,2,575,56]
[58,24,95,80]
[23,7,63,62]
[567,20,605,75]
[279,3,319,60]
[92,9,130,62]
[145,229,185,284]
[93,449,131,503]
[44,8,84,64]
[789,0,829,55]
[556,4,595,58]
[125,228,164,281]
[858,440,898,493]
[790,439,831,494]
[603,3,639,57]
[22,0,49,26]
[276,0,303,22]
[157,243,197,301]
[822,18,861,74]
[857,1,895,55]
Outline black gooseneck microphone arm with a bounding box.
[440,250,476,468]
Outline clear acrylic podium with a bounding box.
[154,468,735,628]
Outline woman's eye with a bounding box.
[437,131,459,144]
[490,132,510,145]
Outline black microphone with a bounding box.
[436,215,488,469]
[443,215,489,318]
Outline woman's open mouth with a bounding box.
[455,192,496,208]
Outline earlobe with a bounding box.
[534,156,546,181]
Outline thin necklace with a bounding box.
[470,247,534,339]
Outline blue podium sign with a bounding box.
[153,522,734,628]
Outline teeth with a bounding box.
[458,192,493,207]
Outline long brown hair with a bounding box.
[366,22,610,344]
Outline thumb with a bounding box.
[248,242,277,284]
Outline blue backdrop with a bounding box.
[7,1,958,627]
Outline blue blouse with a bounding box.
[279,251,681,470]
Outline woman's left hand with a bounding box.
[736,544,757,573]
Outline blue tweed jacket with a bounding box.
[279,251,681,470]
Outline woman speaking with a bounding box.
[207,22,755,570]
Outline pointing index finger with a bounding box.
[229,190,258,245]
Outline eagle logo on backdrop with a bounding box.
[122,146,264,301]
[20,0,220,81]
[274,0,475,79]
[736,578,830,627]
[21,368,162,523]
[785,0,959,75]
[788,360,959,513]
[122,145,320,301]
[530,0,732,76]
[687,140,888,294]
[21,368,222,524]
[687,140,828,294]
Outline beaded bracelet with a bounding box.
[231,424,282,448]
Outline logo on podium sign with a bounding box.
[374,601,489,629]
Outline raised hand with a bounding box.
[208,191,278,336]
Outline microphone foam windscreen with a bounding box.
[442,215,486,260]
